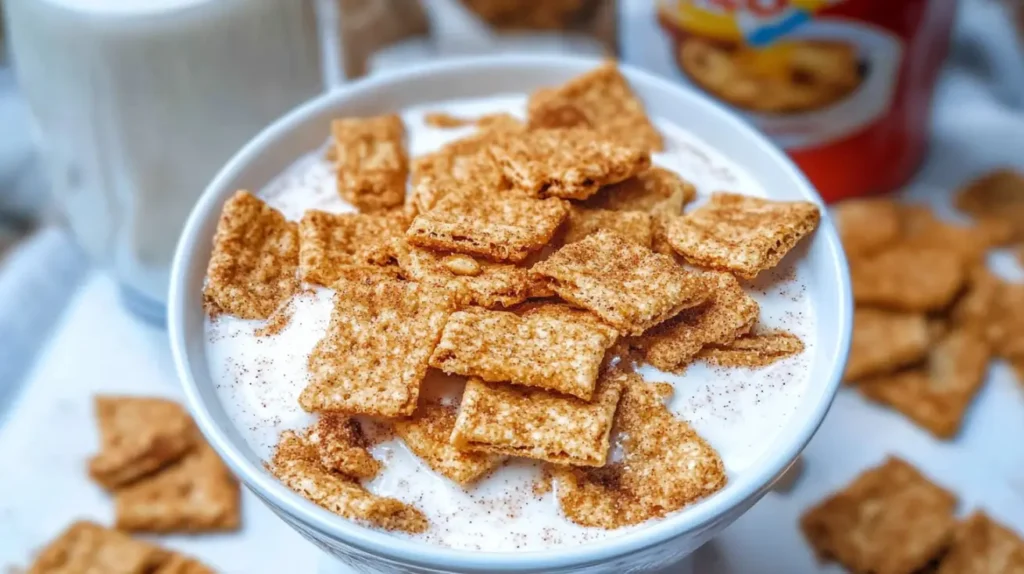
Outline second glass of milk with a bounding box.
[3,0,326,322]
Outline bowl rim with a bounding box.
[169,54,852,571]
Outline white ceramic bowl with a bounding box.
[169,55,852,574]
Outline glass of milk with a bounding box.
[3,0,326,322]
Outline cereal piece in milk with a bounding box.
[582,167,695,216]
[636,271,759,373]
[392,241,534,308]
[27,521,169,574]
[527,61,664,151]
[534,230,708,335]
[451,374,624,467]
[553,375,727,529]
[423,111,519,130]
[88,396,198,491]
[935,512,1024,573]
[270,431,427,533]
[203,190,299,320]
[900,204,1012,262]
[115,442,240,534]
[956,169,1024,240]
[664,193,821,279]
[394,402,503,485]
[306,414,381,479]
[562,207,653,248]
[429,305,618,400]
[299,277,455,417]
[697,331,805,369]
[851,246,966,312]
[490,128,650,200]
[331,114,407,212]
[800,457,957,574]
[858,328,990,439]
[843,308,930,382]
[407,191,568,263]
[297,210,407,286]
[834,197,903,256]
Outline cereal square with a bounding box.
[843,308,930,382]
[429,305,618,399]
[951,266,1003,334]
[88,396,197,491]
[800,457,958,574]
[299,277,455,417]
[489,128,651,200]
[851,246,967,312]
[115,441,240,533]
[392,241,534,308]
[834,198,902,256]
[406,191,568,263]
[306,413,381,479]
[332,114,408,212]
[936,512,1024,574]
[562,207,653,248]
[298,210,407,286]
[534,230,709,335]
[900,204,1011,263]
[553,374,726,529]
[27,521,167,574]
[203,190,299,319]
[582,167,695,216]
[527,61,664,151]
[956,169,1024,240]
[153,554,215,574]
[664,193,821,279]
[858,328,990,439]
[270,430,427,533]
[697,331,805,369]
[451,373,625,467]
[636,271,759,373]
[395,402,503,485]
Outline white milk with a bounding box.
[205,96,817,551]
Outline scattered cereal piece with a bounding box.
[636,271,759,373]
[985,282,1024,360]
[534,230,709,335]
[951,266,1003,335]
[843,308,930,382]
[851,246,967,312]
[451,373,625,467]
[407,191,568,262]
[115,441,241,534]
[900,204,1012,262]
[88,396,197,491]
[665,192,820,279]
[562,207,653,248]
[858,328,990,439]
[299,277,455,417]
[956,169,1024,240]
[394,402,503,485]
[697,331,804,368]
[270,430,428,533]
[332,115,408,212]
[153,554,216,574]
[582,167,696,216]
[528,62,664,151]
[27,521,168,574]
[553,375,727,529]
[935,512,1024,573]
[490,128,651,200]
[429,305,618,399]
[800,457,957,574]
[203,190,299,319]
[306,414,381,479]
[834,198,902,256]
[392,241,534,308]
[298,210,407,285]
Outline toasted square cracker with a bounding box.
[88,396,197,491]
[451,373,625,467]
[843,308,930,382]
[489,128,651,200]
[392,241,534,308]
[834,198,903,256]
[900,204,1012,262]
[697,331,804,369]
[306,413,381,479]
[114,441,240,533]
[534,230,709,335]
[203,190,299,319]
[858,328,990,439]
[955,169,1024,240]
[936,512,1024,574]
[332,114,408,212]
[664,193,821,279]
[582,167,695,216]
[429,305,618,399]
[270,430,428,533]
[553,374,727,529]
[527,61,664,151]
[297,210,407,285]
[562,207,653,248]
[153,554,215,574]
[851,246,967,312]
[27,521,168,574]
[635,271,759,373]
[299,277,455,417]
[394,402,503,485]
[406,191,568,263]
[800,457,958,574]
